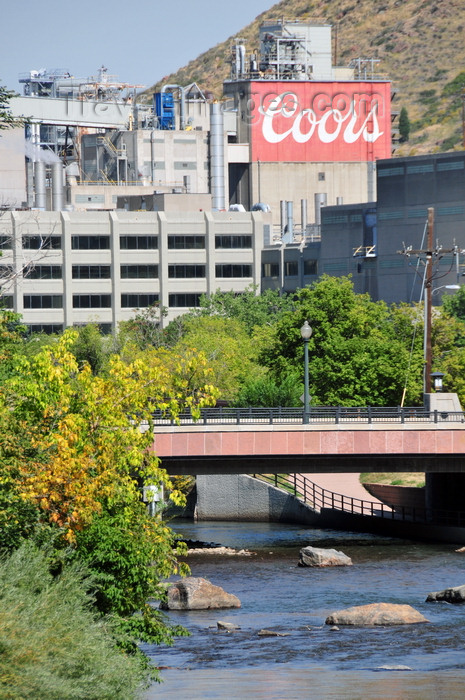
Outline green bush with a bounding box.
[0,544,147,700]
[233,370,302,407]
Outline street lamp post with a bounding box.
[300,320,312,424]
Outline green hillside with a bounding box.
[143,0,465,156]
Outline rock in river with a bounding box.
[161,577,241,610]
[426,584,465,603]
[325,603,429,626]
[299,546,352,567]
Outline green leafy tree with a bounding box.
[233,369,302,407]
[180,285,295,335]
[0,83,24,131]
[398,106,411,142]
[0,330,218,678]
[172,315,263,402]
[441,285,465,324]
[260,276,424,406]
[70,322,108,374]
[117,304,168,350]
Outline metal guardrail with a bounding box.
[254,473,465,527]
[152,406,465,426]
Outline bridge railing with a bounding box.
[253,473,465,527]
[152,406,465,426]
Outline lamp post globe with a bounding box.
[300,321,312,424]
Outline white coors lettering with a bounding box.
[260,92,384,145]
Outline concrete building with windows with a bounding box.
[0,209,269,332]
[261,150,465,306]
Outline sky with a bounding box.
[1,0,274,93]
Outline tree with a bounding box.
[232,369,302,407]
[0,83,24,131]
[398,106,411,143]
[117,304,168,350]
[441,286,465,325]
[179,285,295,335]
[260,276,424,406]
[70,322,108,374]
[0,329,218,675]
[172,315,263,401]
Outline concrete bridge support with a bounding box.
[195,474,319,524]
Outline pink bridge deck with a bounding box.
[153,424,465,475]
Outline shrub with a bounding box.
[0,544,147,700]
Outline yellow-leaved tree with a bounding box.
[0,329,219,669]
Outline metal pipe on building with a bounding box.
[31,123,40,158]
[34,161,46,210]
[150,130,156,184]
[314,193,327,226]
[51,162,64,211]
[26,161,34,208]
[210,102,225,211]
[301,199,307,235]
[280,200,286,237]
[286,200,294,241]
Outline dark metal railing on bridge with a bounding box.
[253,473,465,528]
[152,405,465,426]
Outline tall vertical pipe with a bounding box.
[301,199,307,235]
[286,200,294,241]
[314,193,327,225]
[210,102,225,211]
[280,200,286,237]
[34,161,46,210]
[51,162,64,211]
[26,161,34,207]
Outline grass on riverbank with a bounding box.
[360,472,425,488]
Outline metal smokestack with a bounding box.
[286,200,294,241]
[301,199,307,234]
[314,193,327,226]
[34,161,46,210]
[210,102,225,211]
[26,161,34,208]
[280,200,286,237]
[51,162,64,211]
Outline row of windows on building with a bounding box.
[6,293,204,309]
[0,263,254,281]
[26,323,113,335]
[262,260,318,277]
[0,234,253,251]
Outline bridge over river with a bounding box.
[152,405,465,525]
[153,406,465,476]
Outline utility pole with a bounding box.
[397,207,458,400]
[424,207,434,395]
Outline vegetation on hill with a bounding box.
[143,0,465,155]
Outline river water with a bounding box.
[143,520,465,699]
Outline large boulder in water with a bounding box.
[426,584,465,603]
[161,577,241,610]
[325,603,429,626]
[299,546,352,567]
